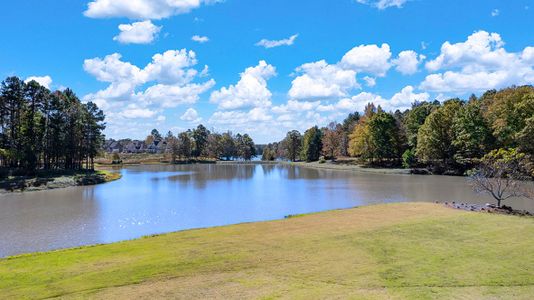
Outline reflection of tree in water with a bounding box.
[167,164,256,189]
[284,165,321,180]
[260,164,276,176]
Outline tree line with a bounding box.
[144,126,257,162]
[263,85,534,176]
[0,76,105,172]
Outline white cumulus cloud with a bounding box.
[420,30,534,93]
[25,76,53,89]
[210,61,276,110]
[180,108,202,122]
[113,20,161,44]
[328,85,429,112]
[289,60,358,100]
[392,50,426,75]
[288,42,397,100]
[83,49,215,136]
[84,0,222,20]
[120,107,158,118]
[340,43,392,77]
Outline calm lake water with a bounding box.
[0,164,531,257]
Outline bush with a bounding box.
[111,153,122,165]
[402,149,417,168]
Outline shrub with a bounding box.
[402,149,417,168]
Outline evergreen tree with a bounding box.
[192,124,209,157]
[301,126,322,162]
[283,130,302,162]
[0,77,105,171]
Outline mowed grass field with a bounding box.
[1,203,534,299]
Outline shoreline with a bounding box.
[2,202,533,298]
[0,170,122,194]
[4,201,530,258]
[282,161,412,175]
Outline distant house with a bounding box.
[136,141,147,153]
[157,141,168,153]
[123,140,146,153]
[145,140,168,154]
[123,142,137,153]
[147,140,160,154]
[102,139,160,154]
[104,140,123,153]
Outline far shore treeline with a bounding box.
[263,85,534,176]
[0,76,105,172]
[105,127,257,162]
[2,73,533,177]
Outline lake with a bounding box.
[0,163,531,257]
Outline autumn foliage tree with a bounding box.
[267,85,534,173]
[321,122,343,159]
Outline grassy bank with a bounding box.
[1,203,533,299]
[0,169,121,193]
[286,160,412,175]
[95,153,217,166]
[93,170,122,183]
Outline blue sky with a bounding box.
[1,0,533,143]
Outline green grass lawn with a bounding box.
[1,203,533,299]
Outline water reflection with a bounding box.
[0,163,531,257]
[167,164,257,189]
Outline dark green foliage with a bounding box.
[262,146,276,161]
[347,107,402,165]
[402,149,417,169]
[342,112,360,132]
[301,126,322,162]
[236,133,256,160]
[150,129,162,141]
[452,100,494,164]
[220,132,236,160]
[416,99,463,165]
[481,86,534,147]
[0,76,105,171]
[192,124,209,157]
[403,101,437,149]
[367,112,401,161]
[283,130,302,162]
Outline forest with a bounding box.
[0,76,105,173]
[263,85,534,176]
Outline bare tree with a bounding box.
[470,157,533,207]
